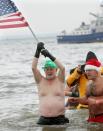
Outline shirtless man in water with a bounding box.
[32,42,69,125]
[68,57,103,123]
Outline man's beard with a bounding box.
[46,74,56,79]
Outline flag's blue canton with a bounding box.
[0,0,18,16]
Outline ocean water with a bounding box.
[0,37,103,131]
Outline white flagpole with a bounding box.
[28,25,39,43]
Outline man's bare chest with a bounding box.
[89,82,103,96]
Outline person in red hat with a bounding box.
[68,51,103,123]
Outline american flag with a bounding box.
[0,0,28,29]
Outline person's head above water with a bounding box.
[43,59,57,69]
[43,60,58,79]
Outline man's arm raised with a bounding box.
[32,42,44,83]
[54,59,65,82]
[32,58,42,83]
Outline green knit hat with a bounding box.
[42,60,57,69]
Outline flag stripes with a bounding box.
[0,0,28,29]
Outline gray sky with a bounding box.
[0,0,102,38]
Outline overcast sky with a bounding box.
[0,0,103,38]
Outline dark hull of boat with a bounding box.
[57,32,103,43]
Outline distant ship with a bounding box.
[57,2,103,43]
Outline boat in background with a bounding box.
[57,2,103,44]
